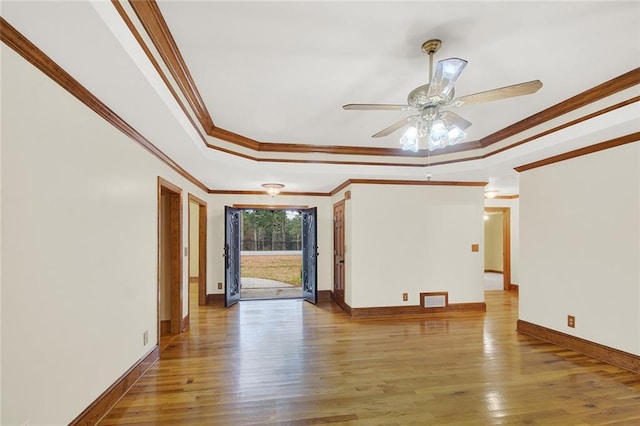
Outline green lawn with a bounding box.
[241,255,302,286]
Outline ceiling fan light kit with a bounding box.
[343,39,543,153]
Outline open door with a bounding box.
[301,207,318,304]
[224,206,241,307]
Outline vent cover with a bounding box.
[424,295,447,308]
[420,292,449,309]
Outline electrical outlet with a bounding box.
[402,293,408,302]
[567,315,575,328]
[218,282,223,290]
[143,330,149,346]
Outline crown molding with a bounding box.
[0,16,210,193]
[122,1,640,164]
[5,8,637,196]
[232,204,311,210]
[0,17,503,196]
[480,68,640,148]
[515,132,640,172]
[330,179,488,196]
[127,0,216,134]
[209,190,331,197]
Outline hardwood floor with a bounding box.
[100,289,640,425]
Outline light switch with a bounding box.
[471,244,479,252]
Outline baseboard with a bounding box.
[330,291,352,316]
[69,345,159,425]
[318,290,331,301]
[181,314,190,332]
[508,283,519,292]
[517,320,640,373]
[484,269,503,274]
[160,320,171,334]
[206,293,225,305]
[348,302,486,318]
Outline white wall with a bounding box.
[485,197,520,284]
[206,195,333,295]
[1,45,209,424]
[189,200,199,277]
[519,142,639,355]
[484,212,503,271]
[346,184,485,308]
[0,45,3,420]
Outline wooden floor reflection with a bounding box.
[101,289,640,425]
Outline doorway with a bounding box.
[158,178,183,351]
[240,209,303,300]
[188,194,207,307]
[224,205,318,305]
[484,207,511,290]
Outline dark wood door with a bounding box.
[224,206,241,307]
[333,201,345,305]
[301,207,318,304]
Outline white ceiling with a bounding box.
[2,1,639,194]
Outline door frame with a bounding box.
[188,194,207,306]
[485,207,511,290]
[231,204,310,302]
[158,177,183,339]
[332,200,345,306]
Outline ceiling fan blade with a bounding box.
[342,103,413,111]
[426,57,468,103]
[453,80,543,106]
[372,116,417,138]
[440,110,472,130]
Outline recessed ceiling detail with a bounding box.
[2,0,638,193]
[122,0,639,167]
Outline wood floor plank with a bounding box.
[99,289,640,425]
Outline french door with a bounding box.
[224,206,318,305]
[224,206,241,307]
[301,207,318,304]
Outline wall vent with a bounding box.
[420,292,449,309]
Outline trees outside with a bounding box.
[241,210,301,251]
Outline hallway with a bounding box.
[101,291,640,425]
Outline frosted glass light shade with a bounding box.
[262,183,285,196]
[447,127,466,145]
[427,58,468,102]
[400,126,419,152]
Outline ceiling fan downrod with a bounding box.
[421,39,441,84]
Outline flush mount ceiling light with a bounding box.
[343,39,543,153]
[484,190,499,199]
[262,183,285,197]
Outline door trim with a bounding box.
[158,177,183,340]
[485,207,511,290]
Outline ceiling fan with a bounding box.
[343,39,543,152]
